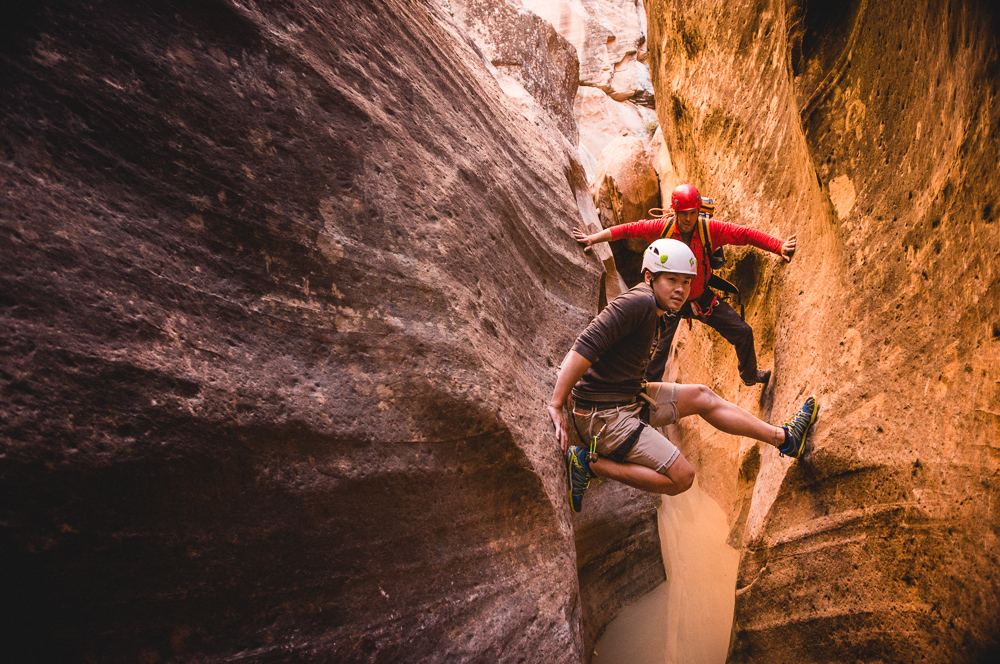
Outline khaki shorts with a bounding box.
[572,382,682,473]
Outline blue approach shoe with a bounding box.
[779,396,819,459]
[566,446,595,513]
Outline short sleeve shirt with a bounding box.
[570,283,659,402]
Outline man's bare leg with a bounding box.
[674,384,785,448]
[590,453,695,495]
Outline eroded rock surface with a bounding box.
[520,0,650,95]
[0,0,635,661]
[646,0,1000,661]
[592,136,661,253]
[450,0,581,142]
[520,0,658,189]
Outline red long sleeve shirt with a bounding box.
[609,218,783,301]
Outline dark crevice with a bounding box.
[789,0,868,121]
[792,0,858,77]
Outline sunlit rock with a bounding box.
[608,52,640,101]
[450,0,581,143]
[578,139,600,184]
[520,0,649,94]
[648,126,678,196]
[592,136,660,253]
[646,0,1000,661]
[575,86,659,163]
[518,0,657,193]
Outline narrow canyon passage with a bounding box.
[3,1,1000,662]
[592,479,739,664]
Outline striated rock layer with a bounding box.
[0,0,655,661]
[646,0,1000,662]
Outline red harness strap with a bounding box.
[690,292,718,319]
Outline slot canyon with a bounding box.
[2,1,999,662]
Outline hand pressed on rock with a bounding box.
[547,403,568,452]
[780,234,797,262]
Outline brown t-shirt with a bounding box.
[570,282,659,403]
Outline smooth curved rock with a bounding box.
[0,0,627,661]
[592,137,661,253]
[575,86,659,161]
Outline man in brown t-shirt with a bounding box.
[546,239,818,513]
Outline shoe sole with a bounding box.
[791,397,819,459]
[566,449,581,513]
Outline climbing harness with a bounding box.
[690,291,717,319]
[708,275,744,319]
[571,382,662,466]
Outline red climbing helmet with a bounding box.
[670,183,702,211]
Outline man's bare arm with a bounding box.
[547,350,593,452]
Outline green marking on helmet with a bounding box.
[660,254,668,263]
[689,257,695,267]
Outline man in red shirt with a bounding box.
[573,183,796,386]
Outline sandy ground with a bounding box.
[592,478,739,664]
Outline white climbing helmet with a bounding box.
[641,238,697,276]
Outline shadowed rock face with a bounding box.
[0,0,620,661]
[646,0,1000,662]
[571,479,663,661]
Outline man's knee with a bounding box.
[691,384,721,412]
[665,455,695,494]
[676,383,724,419]
[730,318,754,344]
[674,465,694,494]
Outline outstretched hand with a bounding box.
[547,403,569,452]
[572,227,593,254]
[780,235,797,262]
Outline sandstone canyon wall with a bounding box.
[445,1,667,659]
[645,0,1000,662]
[5,0,1000,662]
[0,0,645,661]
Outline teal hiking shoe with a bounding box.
[779,396,818,459]
[566,446,595,513]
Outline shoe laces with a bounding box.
[784,397,816,442]
[569,451,592,490]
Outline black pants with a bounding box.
[645,291,758,384]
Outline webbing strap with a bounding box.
[659,217,675,239]
[699,215,713,253]
[607,422,645,464]
[660,215,713,259]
